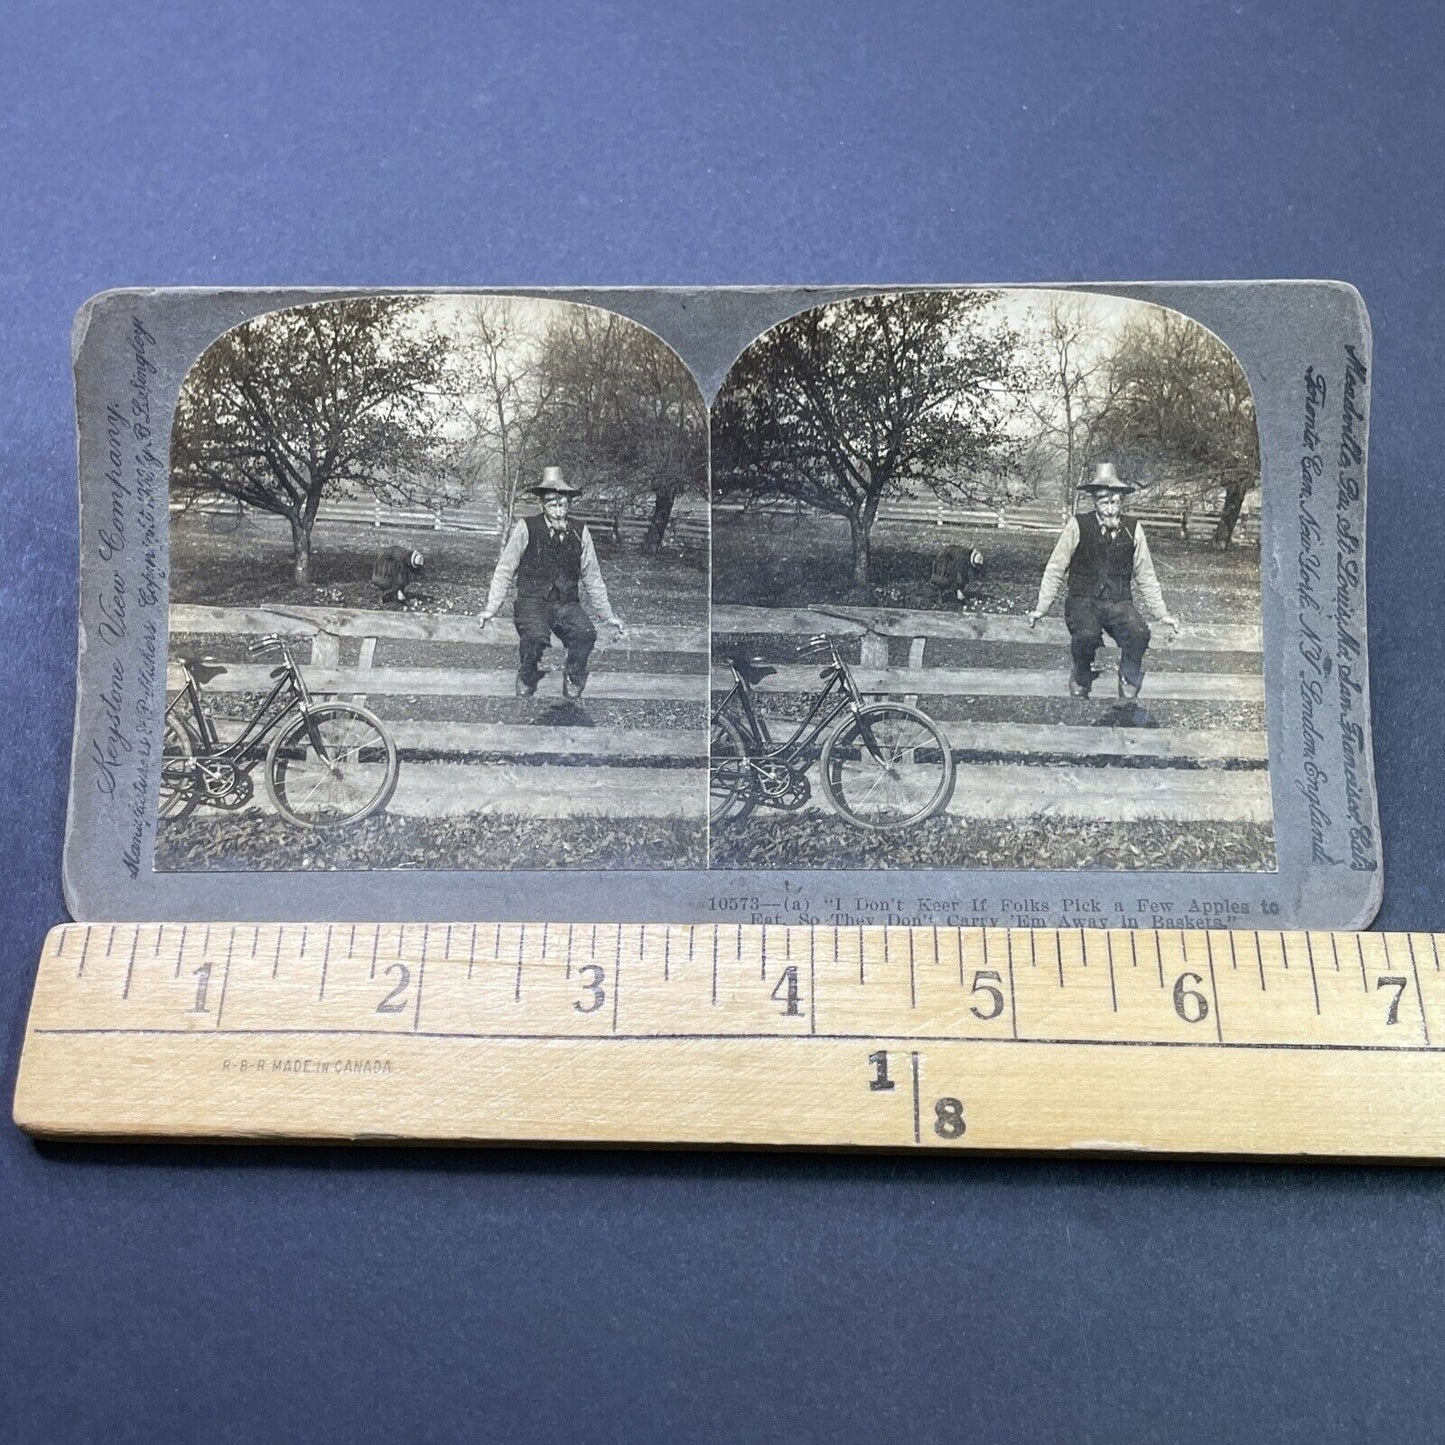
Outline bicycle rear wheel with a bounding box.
[819,703,955,831]
[158,713,200,820]
[709,713,755,825]
[264,703,399,828]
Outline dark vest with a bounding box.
[1066,512,1137,603]
[516,513,583,604]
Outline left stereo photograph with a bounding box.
[151,294,711,874]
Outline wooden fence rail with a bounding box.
[167,599,1270,827]
[167,603,710,821]
[709,601,1271,827]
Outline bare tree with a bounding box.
[711,291,1023,584]
[1091,310,1260,544]
[1019,295,1125,518]
[170,297,453,584]
[451,298,554,529]
[528,310,706,553]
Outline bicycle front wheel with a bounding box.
[264,703,399,828]
[709,713,755,825]
[819,703,955,831]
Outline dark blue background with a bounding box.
[4,3,1443,1439]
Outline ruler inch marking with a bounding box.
[1005,930,1020,1041]
[808,928,817,1036]
[611,925,622,1034]
[1304,932,1321,1015]
[213,929,234,1030]
[412,926,428,1033]
[910,1050,921,1145]
[123,930,139,999]
[1202,930,1224,1044]
[1406,934,1431,1047]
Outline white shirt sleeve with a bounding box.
[1033,516,1080,616]
[482,521,529,616]
[578,527,620,625]
[1131,523,1172,621]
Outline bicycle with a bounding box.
[710,634,956,831]
[161,633,399,829]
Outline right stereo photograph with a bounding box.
[708,287,1272,873]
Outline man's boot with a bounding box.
[563,673,586,699]
[1118,664,1142,700]
[515,674,537,698]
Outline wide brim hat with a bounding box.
[1078,462,1137,495]
[528,465,584,497]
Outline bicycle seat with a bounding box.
[728,655,777,685]
[180,658,229,684]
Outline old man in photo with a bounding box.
[1027,463,1181,698]
[478,466,628,697]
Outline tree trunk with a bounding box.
[849,511,872,585]
[290,513,314,585]
[642,490,676,555]
[1213,483,1246,547]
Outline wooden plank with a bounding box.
[812,606,1261,654]
[936,723,1269,763]
[709,604,1260,653]
[791,763,1271,824]
[195,719,706,761]
[171,604,708,653]
[203,762,705,820]
[168,663,707,701]
[391,764,705,819]
[711,665,1265,702]
[710,605,867,638]
[387,723,706,761]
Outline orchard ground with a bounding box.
[710,508,1275,873]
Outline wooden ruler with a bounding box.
[14,922,1445,1159]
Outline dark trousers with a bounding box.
[514,597,596,687]
[1064,596,1151,689]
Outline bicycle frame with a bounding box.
[714,640,872,770]
[166,637,325,771]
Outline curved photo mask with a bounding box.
[64,283,1378,930]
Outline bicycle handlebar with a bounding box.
[245,633,305,661]
[795,633,834,656]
